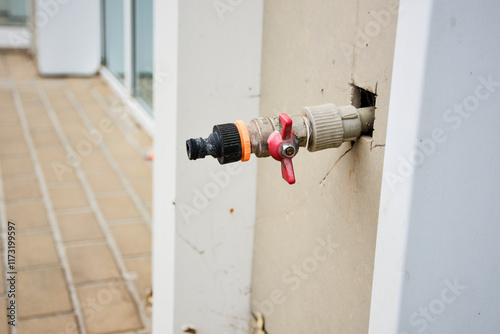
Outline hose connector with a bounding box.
[186,123,242,164]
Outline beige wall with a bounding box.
[251,1,398,332]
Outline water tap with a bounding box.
[186,103,375,184]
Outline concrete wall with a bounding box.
[35,0,101,76]
[250,1,399,332]
[370,0,500,333]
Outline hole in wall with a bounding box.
[351,84,377,137]
[351,84,377,108]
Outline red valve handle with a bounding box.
[267,113,298,185]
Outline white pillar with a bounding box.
[153,1,263,332]
[370,0,500,333]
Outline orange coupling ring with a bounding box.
[234,120,251,162]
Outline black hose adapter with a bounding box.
[186,123,242,164]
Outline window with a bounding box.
[103,0,125,81]
[102,0,154,116]
[0,0,28,26]
[133,0,153,111]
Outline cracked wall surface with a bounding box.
[250,1,399,332]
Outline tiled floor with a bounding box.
[0,51,153,334]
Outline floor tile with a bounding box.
[26,114,53,131]
[86,171,124,193]
[134,131,153,148]
[0,259,4,295]
[0,127,24,141]
[18,314,79,334]
[57,110,83,122]
[5,201,49,230]
[0,298,8,333]
[146,203,152,216]
[62,123,88,137]
[106,142,139,159]
[97,195,141,221]
[124,256,152,298]
[18,92,41,103]
[82,103,106,116]
[49,184,89,210]
[18,268,73,318]
[28,123,55,134]
[18,231,59,269]
[66,132,95,148]
[42,163,78,183]
[111,223,151,256]
[118,160,152,179]
[66,244,120,284]
[0,139,29,156]
[0,54,153,333]
[130,180,152,203]
[79,152,111,170]
[31,131,61,147]
[3,177,41,201]
[22,100,45,110]
[23,106,47,116]
[0,111,20,124]
[36,146,68,164]
[49,96,72,108]
[0,157,34,176]
[52,103,76,114]
[58,211,104,243]
[101,126,125,141]
[77,283,142,334]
